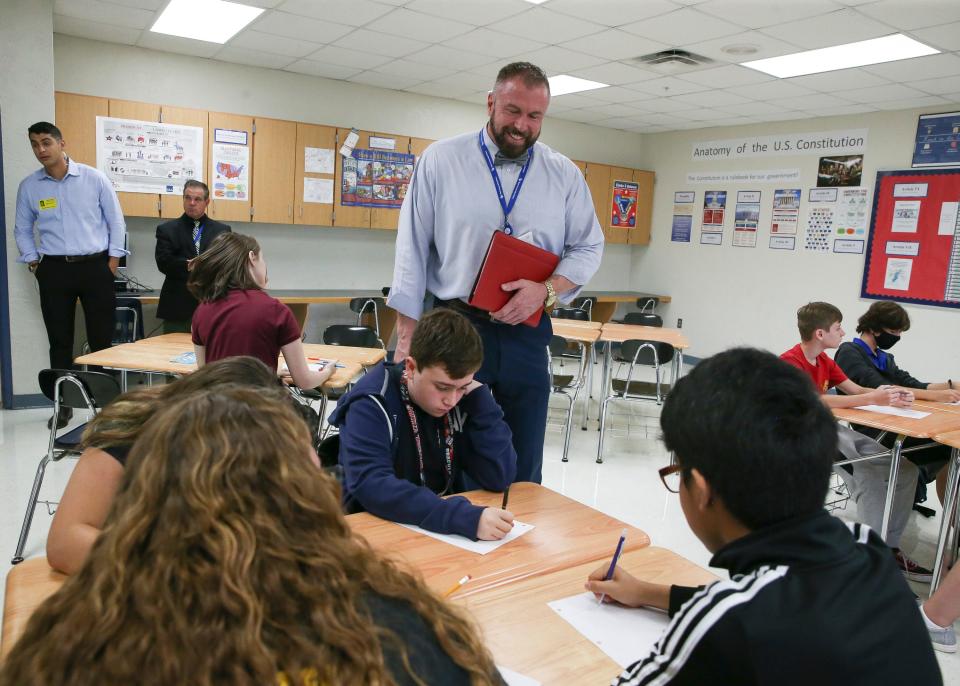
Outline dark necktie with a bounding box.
[192,220,201,255]
[494,150,530,167]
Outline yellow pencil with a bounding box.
[442,575,471,598]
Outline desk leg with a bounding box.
[880,434,906,542]
[582,343,593,430]
[120,369,128,393]
[930,447,960,596]
[597,343,613,463]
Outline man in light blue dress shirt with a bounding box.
[15,122,126,427]
[389,62,604,483]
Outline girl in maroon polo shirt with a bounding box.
[188,232,334,390]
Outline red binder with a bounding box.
[468,231,560,327]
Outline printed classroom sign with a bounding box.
[611,181,638,228]
[341,148,415,208]
[701,190,727,230]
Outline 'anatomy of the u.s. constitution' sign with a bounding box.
[692,129,867,160]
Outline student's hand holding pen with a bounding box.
[476,507,514,540]
[585,564,670,611]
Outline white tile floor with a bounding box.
[1,369,958,680]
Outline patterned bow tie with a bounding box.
[494,150,530,167]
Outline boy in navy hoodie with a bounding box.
[330,308,517,540]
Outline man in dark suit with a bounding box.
[155,180,230,333]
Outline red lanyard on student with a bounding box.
[399,372,454,494]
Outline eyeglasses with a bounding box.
[659,464,683,493]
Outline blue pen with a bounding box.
[598,528,628,606]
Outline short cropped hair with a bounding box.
[409,309,483,379]
[660,348,836,530]
[28,121,63,140]
[494,62,550,93]
[183,179,210,200]
[796,301,843,341]
[856,300,911,334]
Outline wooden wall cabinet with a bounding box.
[159,105,208,219]
[294,123,336,226]
[251,117,296,224]
[207,112,253,223]
[55,92,107,168]
[108,99,161,218]
[577,161,654,246]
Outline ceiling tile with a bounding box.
[561,29,670,62]
[53,13,142,45]
[283,60,363,80]
[569,61,661,86]
[404,0,529,26]
[364,8,474,43]
[638,111,692,126]
[304,44,393,70]
[861,53,960,83]
[713,100,796,116]
[696,0,844,29]
[405,44,496,71]
[548,93,610,109]
[672,108,726,121]
[214,46,296,69]
[333,29,429,58]
[594,116,647,130]
[707,116,762,127]
[676,64,772,88]
[580,85,657,104]
[769,92,854,109]
[441,27,546,58]
[228,29,321,58]
[238,0,286,7]
[275,0,394,26]
[100,0,167,9]
[546,0,679,27]
[551,109,619,124]
[581,102,646,117]
[627,76,713,97]
[911,21,960,52]
[251,11,354,43]
[763,110,818,121]
[506,46,607,74]
[430,70,498,92]
[843,83,935,103]
[486,7,606,43]
[759,8,895,50]
[620,8,747,45]
[348,70,425,90]
[633,97,702,113]
[687,30,803,62]
[670,89,753,107]
[404,80,480,99]
[373,58,455,81]
[726,79,816,100]
[801,103,879,116]
[855,0,960,31]
[136,31,222,57]
[871,95,952,111]
[786,69,891,93]
[913,75,960,96]
[55,0,155,29]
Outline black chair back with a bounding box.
[38,370,122,410]
[381,286,390,297]
[636,297,659,312]
[616,340,674,367]
[623,312,663,327]
[114,297,144,344]
[553,307,590,321]
[323,325,381,349]
[349,297,384,315]
[548,335,571,357]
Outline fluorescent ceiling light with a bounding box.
[151,0,263,44]
[523,0,551,4]
[549,74,608,97]
[741,34,939,79]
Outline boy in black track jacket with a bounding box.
[586,348,941,685]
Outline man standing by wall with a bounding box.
[388,62,604,484]
[155,180,230,333]
[14,121,126,428]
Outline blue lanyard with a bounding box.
[478,129,533,236]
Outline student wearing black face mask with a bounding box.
[836,300,960,506]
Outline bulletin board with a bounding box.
[861,169,960,309]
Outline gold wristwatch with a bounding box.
[543,280,557,308]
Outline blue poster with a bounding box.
[671,215,692,242]
[341,148,415,207]
[912,111,960,168]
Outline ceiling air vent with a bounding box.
[631,49,713,73]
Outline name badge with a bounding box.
[39,198,57,210]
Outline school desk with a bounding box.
[551,320,602,431]
[1,556,66,658]
[348,483,651,598]
[930,429,960,596]
[581,291,672,324]
[455,546,717,685]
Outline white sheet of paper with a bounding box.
[304,146,334,174]
[939,202,959,236]
[854,405,931,419]
[497,666,540,686]
[303,177,333,204]
[548,592,669,668]
[398,520,534,555]
[891,200,921,232]
[883,257,913,291]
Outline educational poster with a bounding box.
[304,147,335,174]
[611,180,638,228]
[671,214,692,243]
[804,206,835,252]
[836,188,869,237]
[340,148,414,208]
[769,235,796,250]
[771,189,801,234]
[892,200,921,232]
[303,177,333,204]
[211,142,249,201]
[701,190,726,230]
[884,258,913,290]
[733,200,760,247]
[912,111,960,168]
[96,116,203,194]
[939,202,958,235]
[816,154,863,187]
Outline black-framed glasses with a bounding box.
[659,464,682,493]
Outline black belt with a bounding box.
[434,298,492,321]
[42,251,107,263]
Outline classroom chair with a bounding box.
[637,297,659,313]
[12,370,121,564]
[349,297,384,339]
[596,339,674,463]
[113,296,144,344]
[570,296,596,320]
[623,311,663,328]
[548,335,589,463]
[323,324,383,350]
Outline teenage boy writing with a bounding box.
[586,348,940,685]
[780,302,928,580]
[331,309,517,540]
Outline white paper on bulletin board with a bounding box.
[303,177,333,204]
[884,258,913,290]
[211,142,249,201]
[96,116,203,195]
[305,147,334,174]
